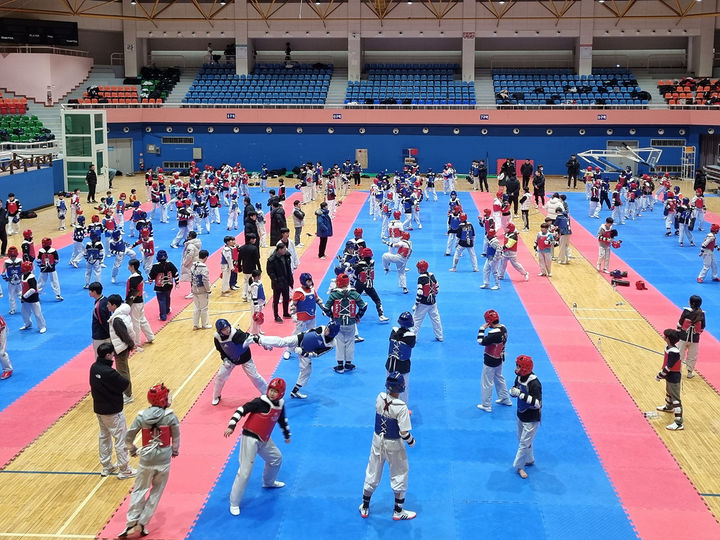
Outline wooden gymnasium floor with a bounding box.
[0,172,718,539]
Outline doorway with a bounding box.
[108,138,134,175]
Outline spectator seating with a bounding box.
[183,63,333,105]
[0,94,28,114]
[139,66,180,103]
[493,68,649,106]
[0,114,54,143]
[658,77,720,106]
[344,63,475,105]
[78,85,139,105]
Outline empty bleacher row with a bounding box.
[658,77,720,106]
[493,68,649,106]
[183,63,333,105]
[0,95,28,115]
[344,63,476,105]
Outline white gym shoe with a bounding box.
[666,422,684,431]
[393,509,417,521]
[524,273,529,281]
[212,396,221,405]
[496,398,513,406]
[687,371,695,379]
[290,390,307,399]
[359,504,369,518]
[282,351,291,360]
[123,395,134,404]
[476,404,492,413]
[490,285,500,290]
[100,464,118,477]
[229,505,240,516]
[379,315,389,322]
[263,481,285,488]
[117,468,136,480]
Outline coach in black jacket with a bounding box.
[266,242,293,323]
[90,342,134,478]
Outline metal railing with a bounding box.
[0,45,89,57]
[0,140,60,158]
[60,100,708,111]
[148,54,187,68]
[489,56,573,71]
[110,52,124,66]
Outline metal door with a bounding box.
[355,148,368,169]
[108,138,134,174]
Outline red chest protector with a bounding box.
[142,239,155,256]
[598,229,612,245]
[694,197,704,209]
[662,349,681,372]
[537,234,552,250]
[397,241,411,258]
[6,201,18,214]
[243,396,283,442]
[141,425,171,447]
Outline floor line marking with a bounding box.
[0,470,101,475]
[55,476,107,535]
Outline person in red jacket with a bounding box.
[223,378,291,516]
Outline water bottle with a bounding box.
[644,411,659,419]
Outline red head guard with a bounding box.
[484,309,499,324]
[354,227,363,238]
[506,223,516,233]
[147,383,170,408]
[483,208,492,216]
[416,259,429,273]
[120,192,127,199]
[336,273,350,288]
[696,188,703,195]
[361,247,373,258]
[267,378,286,399]
[21,261,33,274]
[453,205,461,214]
[91,215,100,223]
[459,213,467,222]
[22,229,32,240]
[141,228,150,238]
[587,166,593,171]
[7,246,18,258]
[515,355,534,376]
[711,224,720,234]
[393,210,401,219]
[41,237,52,249]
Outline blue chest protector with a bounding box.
[374,412,400,439]
[73,227,86,242]
[110,240,126,255]
[216,330,250,365]
[300,330,325,353]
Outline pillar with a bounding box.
[575,0,594,75]
[461,0,475,82]
[348,0,361,81]
[687,17,714,77]
[235,0,254,75]
[122,19,140,78]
